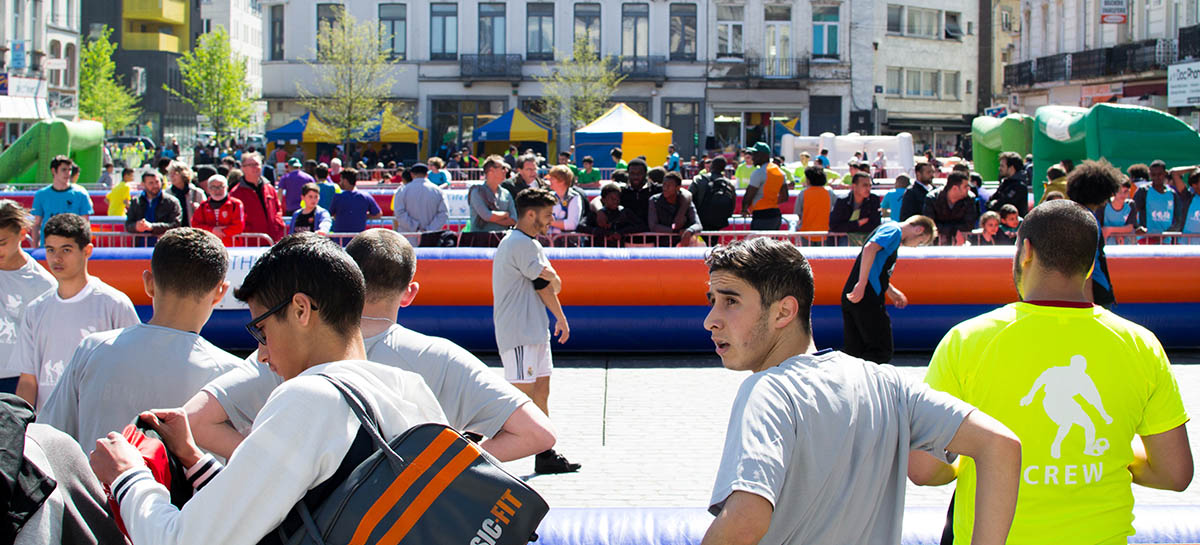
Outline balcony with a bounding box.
[1034,53,1069,83]
[1181,24,1200,60]
[459,54,523,81]
[706,57,810,88]
[1071,48,1110,79]
[123,0,187,25]
[1004,38,1176,89]
[614,56,667,81]
[123,31,182,54]
[1110,38,1176,74]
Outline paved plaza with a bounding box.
[487,351,1200,510]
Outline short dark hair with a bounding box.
[122,167,135,178]
[851,172,872,185]
[647,166,666,184]
[915,162,934,176]
[50,155,74,172]
[611,170,628,184]
[705,238,814,335]
[1000,204,1019,218]
[1065,160,1121,207]
[1150,159,1167,170]
[0,200,32,233]
[341,167,359,186]
[301,182,320,196]
[611,147,623,159]
[819,149,829,155]
[304,159,318,170]
[664,171,683,186]
[1017,200,1098,279]
[600,182,621,198]
[582,156,594,164]
[151,228,228,298]
[315,164,329,179]
[952,163,971,175]
[1127,163,1150,181]
[346,230,415,302]
[1043,191,1066,201]
[1046,165,1067,180]
[559,151,571,159]
[515,187,557,217]
[43,213,91,249]
[518,154,538,170]
[710,156,727,174]
[627,158,648,173]
[804,166,827,186]
[945,172,969,188]
[999,152,1023,171]
[233,233,364,336]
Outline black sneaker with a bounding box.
[534,449,581,474]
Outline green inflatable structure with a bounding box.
[971,114,1034,183]
[0,119,105,186]
[1032,103,1200,202]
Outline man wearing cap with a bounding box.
[393,163,449,233]
[741,142,789,231]
[277,157,316,216]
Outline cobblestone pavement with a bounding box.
[483,351,1200,510]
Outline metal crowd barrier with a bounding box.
[91,232,160,248]
[231,233,275,247]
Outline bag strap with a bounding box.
[317,374,407,473]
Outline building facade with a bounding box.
[199,0,266,134]
[260,0,876,161]
[82,0,202,147]
[1,0,80,147]
[875,0,981,155]
[1005,0,1198,116]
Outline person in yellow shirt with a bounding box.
[909,199,1192,545]
[105,167,133,216]
[1040,164,1068,205]
[734,150,756,189]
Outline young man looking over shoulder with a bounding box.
[38,228,246,446]
[700,237,1020,545]
[0,201,56,394]
[2,214,139,409]
[492,187,580,474]
[912,200,1192,545]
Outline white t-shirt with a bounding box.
[204,324,528,437]
[115,360,446,545]
[38,323,250,446]
[492,230,552,353]
[0,252,55,374]
[2,277,140,409]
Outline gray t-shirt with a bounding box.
[1,277,140,409]
[491,230,551,353]
[0,252,55,375]
[747,166,769,209]
[204,324,528,437]
[468,183,518,232]
[709,350,974,545]
[38,323,249,445]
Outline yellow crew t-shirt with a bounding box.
[926,302,1188,545]
[106,181,131,216]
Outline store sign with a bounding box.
[10,41,26,69]
[1100,0,1128,24]
[1081,82,1123,106]
[1168,61,1200,107]
[3,75,44,98]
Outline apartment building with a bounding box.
[1,0,80,146]
[199,0,266,133]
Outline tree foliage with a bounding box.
[535,37,626,130]
[298,8,402,149]
[78,26,141,133]
[167,26,255,138]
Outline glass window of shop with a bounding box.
[431,99,506,157]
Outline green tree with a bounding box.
[298,7,402,150]
[78,26,140,133]
[167,26,255,139]
[535,37,626,131]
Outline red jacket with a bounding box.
[193,196,246,246]
[230,180,286,242]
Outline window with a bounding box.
[380,4,406,60]
[943,71,959,99]
[886,67,902,95]
[49,41,62,86]
[812,6,839,58]
[316,4,341,34]
[765,4,792,73]
[906,8,939,38]
[945,12,963,39]
[905,68,939,97]
[1001,7,1013,31]
[717,5,744,57]
[269,5,284,60]
[669,4,697,60]
[527,3,554,60]
[430,3,458,60]
[887,5,902,33]
[200,18,212,34]
[622,3,649,58]
[64,43,75,87]
[965,79,972,94]
[479,3,506,55]
[574,3,601,53]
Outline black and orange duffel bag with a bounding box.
[276,374,548,545]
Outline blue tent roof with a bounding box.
[472,109,553,142]
[264,113,308,142]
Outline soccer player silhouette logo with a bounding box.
[1020,355,1114,459]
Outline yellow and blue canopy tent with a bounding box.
[574,103,672,168]
[772,117,802,154]
[265,111,426,163]
[471,109,556,158]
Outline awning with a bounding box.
[884,115,972,132]
[0,96,51,121]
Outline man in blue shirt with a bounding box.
[1132,160,1176,239]
[313,164,339,210]
[665,144,681,172]
[841,215,936,363]
[880,174,909,222]
[31,156,93,246]
[329,167,382,233]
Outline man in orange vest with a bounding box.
[740,142,789,231]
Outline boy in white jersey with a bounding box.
[0,201,56,394]
[39,228,247,446]
[3,213,139,409]
[181,229,557,462]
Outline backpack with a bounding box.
[276,375,549,545]
[697,176,736,231]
